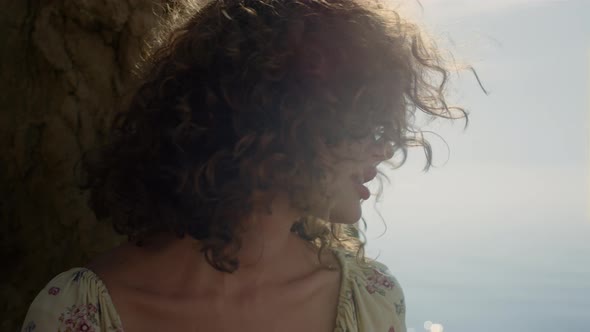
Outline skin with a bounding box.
[88,135,394,332]
[328,136,395,225]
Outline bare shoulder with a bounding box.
[84,243,168,331]
[85,242,136,284]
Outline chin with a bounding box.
[329,200,362,224]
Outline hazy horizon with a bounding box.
[362,1,590,331]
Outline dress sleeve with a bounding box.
[370,260,407,332]
[20,268,124,332]
[352,258,407,332]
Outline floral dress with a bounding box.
[21,248,406,332]
[21,268,124,332]
[331,249,406,332]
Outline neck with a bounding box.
[123,191,329,298]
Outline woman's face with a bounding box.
[326,130,395,224]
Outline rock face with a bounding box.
[0,0,167,329]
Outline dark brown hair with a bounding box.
[80,0,476,272]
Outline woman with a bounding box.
[21,0,468,331]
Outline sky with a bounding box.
[361,1,590,331]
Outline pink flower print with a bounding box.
[364,268,395,296]
[86,303,98,314]
[388,327,395,332]
[381,277,393,289]
[48,286,60,295]
[77,321,93,331]
[58,304,99,332]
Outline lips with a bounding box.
[354,181,371,200]
[351,168,377,200]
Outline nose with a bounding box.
[370,140,394,165]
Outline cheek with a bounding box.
[333,161,363,187]
[325,169,351,198]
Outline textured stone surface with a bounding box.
[0,0,168,329]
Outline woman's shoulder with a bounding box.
[336,248,405,300]
[332,248,407,332]
[21,267,124,332]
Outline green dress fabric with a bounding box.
[21,248,406,332]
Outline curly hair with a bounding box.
[80,0,475,273]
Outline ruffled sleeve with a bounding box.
[21,268,124,332]
[361,260,407,332]
[333,249,407,332]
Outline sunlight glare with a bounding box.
[430,324,444,332]
[423,321,445,332]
